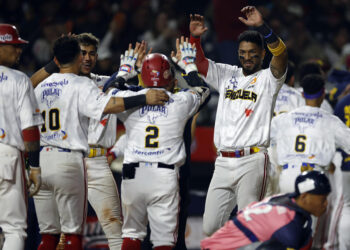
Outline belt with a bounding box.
[122,162,175,180]
[123,162,175,170]
[219,146,261,158]
[283,163,315,171]
[88,147,107,158]
[40,146,71,152]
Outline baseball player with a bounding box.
[270,74,350,193]
[30,33,130,250]
[33,35,169,250]
[189,6,288,236]
[332,92,350,250]
[200,171,331,250]
[0,24,43,250]
[110,43,209,249]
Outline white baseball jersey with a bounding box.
[274,84,304,116]
[117,88,202,166]
[204,60,286,150]
[0,66,43,151]
[271,106,350,167]
[34,73,112,152]
[87,73,117,148]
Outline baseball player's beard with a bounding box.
[242,63,260,75]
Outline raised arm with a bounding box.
[171,36,208,87]
[239,6,287,79]
[30,60,59,88]
[189,14,209,76]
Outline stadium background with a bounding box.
[1,0,350,249]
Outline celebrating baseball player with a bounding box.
[200,171,331,250]
[270,74,350,193]
[32,35,169,250]
[31,33,133,250]
[0,24,43,250]
[109,41,209,249]
[189,6,288,236]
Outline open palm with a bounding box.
[189,14,208,37]
[238,6,263,27]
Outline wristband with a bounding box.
[256,23,278,44]
[28,151,40,167]
[123,94,146,110]
[44,60,59,74]
[22,127,40,142]
[267,38,286,57]
[184,71,207,87]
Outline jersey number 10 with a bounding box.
[41,108,60,132]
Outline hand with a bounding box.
[136,40,152,71]
[238,6,264,27]
[27,167,41,197]
[171,36,197,74]
[117,43,139,80]
[189,14,208,37]
[146,89,169,105]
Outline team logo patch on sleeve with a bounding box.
[0,128,6,139]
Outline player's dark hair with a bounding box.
[299,61,322,81]
[53,36,81,65]
[301,74,325,95]
[76,33,100,49]
[285,61,295,84]
[238,30,264,49]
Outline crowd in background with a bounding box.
[1,0,350,124]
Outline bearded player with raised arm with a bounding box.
[189,6,288,236]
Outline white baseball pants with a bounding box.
[202,151,269,236]
[34,147,87,234]
[0,143,27,250]
[85,156,123,250]
[121,163,180,247]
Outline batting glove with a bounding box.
[117,49,138,81]
[172,41,198,74]
[27,166,41,197]
[191,86,210,105]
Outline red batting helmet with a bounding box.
[141,53,174,87]
[0,24,28,44]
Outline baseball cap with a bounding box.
[291,171,331,197]
[0,24,28,44]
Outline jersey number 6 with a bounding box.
[295,135,306,152]
[145,126,159,148]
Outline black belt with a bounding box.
[122,162,175,180]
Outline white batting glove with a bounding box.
[191,86,210,105]
[27,167,41,197]
[117,49,139,81]
[172,41,198,74]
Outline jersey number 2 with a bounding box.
[41,108,60,132]
[145,126,159,148]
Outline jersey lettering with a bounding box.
[344,105,350,127]
[243,204,273,221]
[225,89,257,103]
